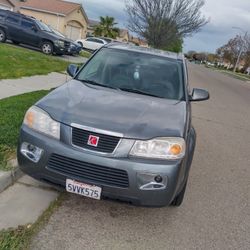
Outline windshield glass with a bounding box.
[77,48,184,100]
[35,20,52,32]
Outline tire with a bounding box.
[12,40,20,45]
[41,41,53,55]
[171,182,187,206]
[0,28,6,43]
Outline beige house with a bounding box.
[0,0,15,10]
[0,0,88,40]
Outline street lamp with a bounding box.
[232,27,248,72]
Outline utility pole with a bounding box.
[232,27,248,73]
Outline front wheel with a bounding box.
[0,29,6,43]
[171,182,187,206]
[41,41,53,55]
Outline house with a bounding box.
[117,29,129,43]
[86,19,99,37]
[129,36,148,47]
[0,0,15,10]
[0,0,88,40]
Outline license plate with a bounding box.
[66,179,102,200]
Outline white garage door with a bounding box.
[65,25,81,41]
[0,5,11,10]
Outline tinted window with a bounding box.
[94,39,104,44]
[6,15,19,24]
[21,19,34,29]
[77,48,184,100]
[86,38,95,42]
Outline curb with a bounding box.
[0,166,24,194]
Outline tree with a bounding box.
[125,0,208,50]
[94,16,119,39]
[216,35,244,68]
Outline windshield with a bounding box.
[35,20,52,32]
[77,48,184,100]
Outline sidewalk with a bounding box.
[0,72,71,99]
[0,72,65,230]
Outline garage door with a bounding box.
[0,5,11,10]
[65,25,81,41]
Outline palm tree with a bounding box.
[94,16,119,39]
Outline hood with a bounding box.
[36,80,187,139]
[44,30,67,41]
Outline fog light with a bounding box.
[154,175,163,183]
[137,172,167,190]
[20,142,43,163]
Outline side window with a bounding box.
[94,39,104,44]
[6,15,19,24]
[21,19,34,29]
[87,38,95,42]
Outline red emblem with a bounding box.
[87,135,99,147]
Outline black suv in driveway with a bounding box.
[0,10,70,55]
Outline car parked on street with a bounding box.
[18,44,209,207]
[0,10,70,55]
[76,37,108,51]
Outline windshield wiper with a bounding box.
[81,80,117,90]
[119,88,162,98]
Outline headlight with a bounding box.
[130,137,185,160]
[55,40,64,47]
[23,106,60,139]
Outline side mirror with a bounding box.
[32,25,38,32]
[67,64,79,77]
[190,88,210,102]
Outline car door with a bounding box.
[5,14,21,41]
[20,18,40,46]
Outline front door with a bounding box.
[20,18,40,46]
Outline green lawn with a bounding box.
[0,90,49,171]
[80,50,92,58]
[0,43,69,79]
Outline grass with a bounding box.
[0,90,50,171]
[206,65,250,82]
[0,43,69,79]
[80,50,92,58]
[0,193,65,250]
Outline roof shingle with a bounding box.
[13,0,81,15]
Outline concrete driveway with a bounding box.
[30,64,250,250]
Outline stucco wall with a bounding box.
[19,9,65,32]
[64,8,87,38]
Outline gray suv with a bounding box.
[17,44,209,207]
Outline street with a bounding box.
[30,64,250,250]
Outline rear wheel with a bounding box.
[0,29,6,43]
[41,41,53,55]
[171,182,187,206]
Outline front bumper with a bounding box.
[18,125,190,207]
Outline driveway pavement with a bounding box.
[30,64,250,250]
[0,72,70,99]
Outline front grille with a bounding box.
[64,41,70,48]
[47,154,129,188]
[72,127,121,153]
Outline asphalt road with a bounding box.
[31,64,250,250]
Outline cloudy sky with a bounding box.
[72,0,250,53]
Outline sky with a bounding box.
[70,0,250,53]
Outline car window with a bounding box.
[6,15,19,24]
[21,18,34,29]
[94,39,104,44]
[86,38,95,42]
[77,48,184,100]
